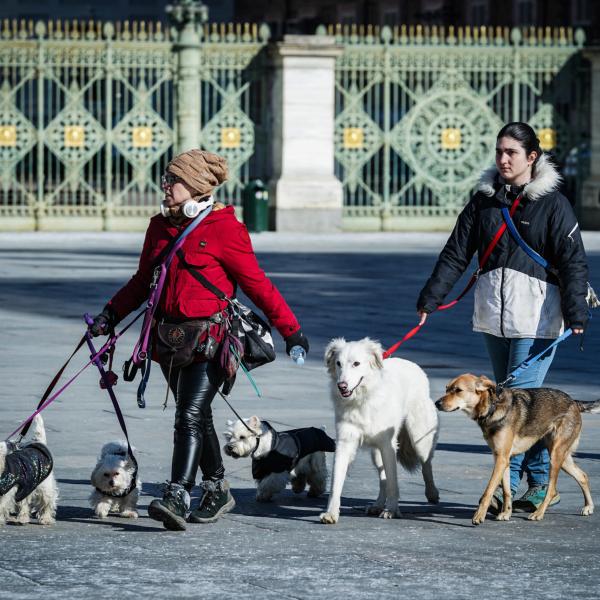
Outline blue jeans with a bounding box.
[482,333,557,493]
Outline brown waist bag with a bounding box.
[155,314,223,369]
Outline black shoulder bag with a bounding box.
[176,250,276,378]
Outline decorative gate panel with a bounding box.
[323,25,587,230]
[0,18,269,230]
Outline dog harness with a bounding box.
[0,443,53,502]
[251,422,336,481]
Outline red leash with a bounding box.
[383,195,522,359]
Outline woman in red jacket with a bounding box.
[90,149,309,531]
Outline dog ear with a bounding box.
[247,415,261,430]
[324,338,345,375]
[475,375,495,393]
[222,431,232,440]
[364,337,384,370]
[226,419,234,427]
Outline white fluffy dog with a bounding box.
[0,414,58,526]
[90,441,140,519]
[223,416,332,502]
[321,337,440,524]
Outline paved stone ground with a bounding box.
[0,231,599,600]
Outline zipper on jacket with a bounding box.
[500,267,506,337]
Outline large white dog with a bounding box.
[320,337,440,524]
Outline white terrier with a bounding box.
[0,414,58,526]
[321,337,440,524]
[90,441,140,519]
[223,416,335,502]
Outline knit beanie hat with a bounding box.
[166,149,228,197]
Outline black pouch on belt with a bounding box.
[155,320,210,369]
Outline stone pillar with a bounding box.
[269,35,343,232]
[167,0,207,153]
[581,48,600,229]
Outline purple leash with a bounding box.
[131,205,213,366]
[6,311,144,442]
[83,314,139,487]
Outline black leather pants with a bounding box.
[161,360,225,491]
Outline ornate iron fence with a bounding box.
[0,18,269,230]
[322,24,587,230]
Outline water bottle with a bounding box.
[289,345,305,366]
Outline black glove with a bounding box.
[89,307,117,337]
[285,329,309,356]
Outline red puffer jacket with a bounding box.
[108,206,300,338]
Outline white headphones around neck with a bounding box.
[160,196,214,218]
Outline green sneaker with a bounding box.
[513,485,560,513]
[187,479,235,524]
[147,482,190,531]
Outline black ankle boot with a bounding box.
[188,479,235,524]
[148,482,190,531]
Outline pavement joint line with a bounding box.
[247,580,304,600]
[0,565,43,586]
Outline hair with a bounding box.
[496,122,542,164]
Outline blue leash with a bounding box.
[497,328,573,389]
[501,207,549,269]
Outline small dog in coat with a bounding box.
[90,441,141,519]
[0,414,58,525]
[437,373,600,525]
[223,416,336,502]
[322,337,440,524]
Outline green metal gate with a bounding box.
[0,18,269,230]
[323,24,587,231]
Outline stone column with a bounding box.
[269,35,343,232]
[167,0,207,153]
[581,48,600,229]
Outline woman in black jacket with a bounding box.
[417,122,589,514]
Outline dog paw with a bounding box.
[472,509,486,525]
[495,511,512,521]
[255,494,273,503]
[319,511,339,524]
[379,509,401,519]
[581,505,594,516]
[366,504,384,516]
[120,510,139,519]
[426,491,440,505]
[37,516,56,526]
[528,510,545,521]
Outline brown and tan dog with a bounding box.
[436,374,600,525]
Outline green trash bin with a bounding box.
[242,179,269,232]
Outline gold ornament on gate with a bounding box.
[538,128,556,151]
[132,126,152,148]
[441,128,461,150]
[221,127,241,149]
[0,125,17,146]
[64,125,85,147]
[343,127,364,149]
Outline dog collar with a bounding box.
[95,479,138,499]
[250,421,276,459]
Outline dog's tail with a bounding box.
[29,414,47,444]
[576,399,600,414]
[396,423,420,473]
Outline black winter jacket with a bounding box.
[417,155,589,337]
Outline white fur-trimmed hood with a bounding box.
[477,154,562,201]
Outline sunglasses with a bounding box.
[161,173,182,188]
